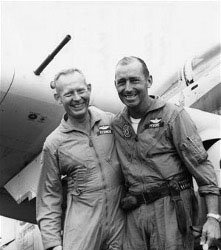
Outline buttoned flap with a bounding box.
[180,135,208,166]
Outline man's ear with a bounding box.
[87,83,91,93]
[54,93,62,104]
[147,75,153,88]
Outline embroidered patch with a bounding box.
[122,124,132,138]
[97,125,113,135]
[145,118,164,129]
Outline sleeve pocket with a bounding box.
[181,135,208,165]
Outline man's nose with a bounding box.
[72,92,81,101]
[125,81,132,92]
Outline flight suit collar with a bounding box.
[121,96,166,122]
[59,106,102,133]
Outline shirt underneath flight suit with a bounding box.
[36,106,124,250]
[112,97,219,250]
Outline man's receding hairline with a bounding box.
[115,56,150,79]
[51,68,87,89]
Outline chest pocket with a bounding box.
[138,126,168,156]
[58,139,91,174]
[95,130,115,160]
[138,113,174,158]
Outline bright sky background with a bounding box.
[1,1,220,105]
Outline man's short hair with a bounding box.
[50,68,86,89]
[116,56,150,79]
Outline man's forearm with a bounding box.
[205,194,219,214]
[201,193,220,248]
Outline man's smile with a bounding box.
[70,102,85,110]
[123,93,138,101]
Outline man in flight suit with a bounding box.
[112,56,220,250]
[36,68,124,250]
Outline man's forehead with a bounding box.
[57,72,86,87]
[58,72,85,82]
[116,61,143,77]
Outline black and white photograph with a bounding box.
[0,1,220,249]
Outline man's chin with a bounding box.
[69,108,88,119]
[123,99,138,108]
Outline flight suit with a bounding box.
[36,106,124,250]
[112,97,219,250]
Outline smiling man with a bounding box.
[112,57,220,250]
[36,68,124,250]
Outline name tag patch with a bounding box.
[97,125,113,135]
[145,118,164,129]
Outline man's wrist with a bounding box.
[207,213,221,223]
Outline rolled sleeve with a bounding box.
[36,144,63,249]
[170,108,219,196]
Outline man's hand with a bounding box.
[200,217,221,249]
[52,246,62,250]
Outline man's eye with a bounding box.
[77,89,86,94]
[131,79,139,83]
[116,80,125,86]
[64,93,72,97]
